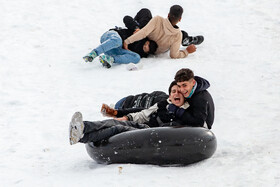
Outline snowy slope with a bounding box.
[0,0,280,186]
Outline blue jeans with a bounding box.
[94,31,141,64]
[114,97,127,109]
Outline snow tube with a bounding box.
[85,126,217,165]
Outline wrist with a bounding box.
[126,115,132,121]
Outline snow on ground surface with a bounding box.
[0,0,280,186]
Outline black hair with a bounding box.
[174,68,194,82]
[148,40,158,55]
[168,5,183,24]
[168,81,178,95]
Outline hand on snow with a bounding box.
[186,44,196,53]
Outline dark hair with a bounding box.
[174,68,194,82]
[148,40,158,55]
[168,81,178,95]
[169,5,183,24]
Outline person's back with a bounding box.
[130,16,183,57]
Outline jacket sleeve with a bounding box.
[124,16,158,44]
[169,33,189,58]
[180,96,208,127]
[127,103,159,124]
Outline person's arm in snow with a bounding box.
[187,45,196,53]
[169,36,196,59]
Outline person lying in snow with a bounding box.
[69,81,189,145]
[123,8,204,47]
[83,27,158,68]
[101,68,215,129]
[123,5,197,59]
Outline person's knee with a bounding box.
[111,36,122,47]
[123,16,133,23]
[132,54,141,63]
[113,125,130,133]
[139,8,151,15]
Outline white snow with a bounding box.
[1,0,280,186]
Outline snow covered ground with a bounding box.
[1,0,280,186]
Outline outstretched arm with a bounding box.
[116,103,158,124]
[115,116,129,121]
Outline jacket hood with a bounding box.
[163,18,180,36]
[194,76,210,93]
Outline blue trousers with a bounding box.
[94,31,141,64]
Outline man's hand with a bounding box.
[186,44,196,53]
[123,41,129,50]
[115,116,128,121]
[133,28,140,34]
[168,104,185,118]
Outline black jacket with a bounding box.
[116,91,168,117]
[149,76,214,129]
[181,76,215,129]
[121,91,168,109]
[147,100,181,127]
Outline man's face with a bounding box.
[177,79,196,98]
[169,85,184,107]
[143,41,150,53]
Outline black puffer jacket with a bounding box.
[121,91,168,109]
[116,91,168,118]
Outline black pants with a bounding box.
[123,8,152,31]
[79,119,149,143]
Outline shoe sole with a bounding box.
[69,112,84,145]
[99,56,111,68]
[83,56,93,62]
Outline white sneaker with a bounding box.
[69,112,85,145]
